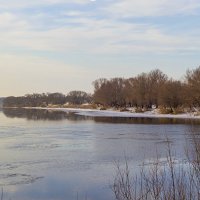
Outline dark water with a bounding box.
[0,108,199,200]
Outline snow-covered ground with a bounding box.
[31,107,200,119]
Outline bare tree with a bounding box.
[185,66,200,107]
[66,91,92,105]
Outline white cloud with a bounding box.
[1,1,200,56]
[1,12,199,56]
[0,0,90,9]
[105,0,200,17]
[0,12,29,30]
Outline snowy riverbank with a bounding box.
[27,107,200,119]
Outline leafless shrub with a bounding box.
[112,133,200,200]
[158,107,173,114]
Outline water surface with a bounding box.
[0,108,199,200]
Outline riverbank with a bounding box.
[24,107,200,119]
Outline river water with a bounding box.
[0,108,199,200]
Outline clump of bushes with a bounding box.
[159,107,173,114]
[79,104,97,109]
[172,107,185,114]
[62,103,97,109]
[100,107,107,110]
[135,107,144,113]
[159,106,185,115]
[120,108,129,112]
[194,111,200,116]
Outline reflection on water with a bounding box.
[3,108,200,124]
[94,116,200,124]
[0,108,199,200]
[3,108,90,121]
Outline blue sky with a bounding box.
[0,0,200,96]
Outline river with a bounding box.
[0,108,199,200]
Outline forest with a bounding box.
[3,66,200,113]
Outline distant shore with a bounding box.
[22,107,200,120]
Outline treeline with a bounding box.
[93,67,200,109]
[3,91,92,107]
[3,67,200,110]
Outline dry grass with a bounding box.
[194,112,200,116]
[135,107,145,113]
[61,103,97,109]
[158,107,185,115]
[172,107,185,115]
[120,108,129,112]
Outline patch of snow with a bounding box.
[33,107,200,119]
